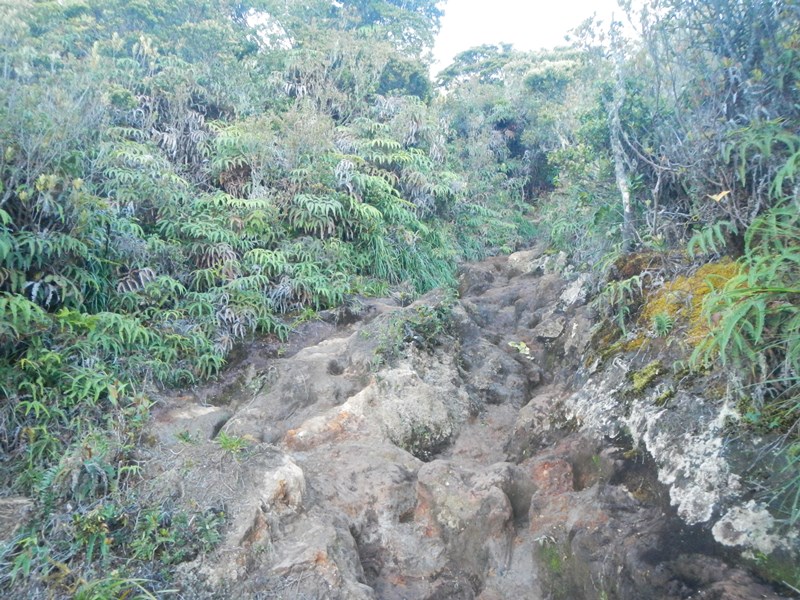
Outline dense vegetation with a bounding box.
[0,0,797,596]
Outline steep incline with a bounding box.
[140,250,792,599]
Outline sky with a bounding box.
[432,0,625,73]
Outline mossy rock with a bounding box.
[627,360,665,395]
[587,318,653,369]
[639,259,739,347]
[401,422,452,462]
[587,320,631,367]
[653,386,676,407]
[610,251,667,281]
[748,550,800,593]
[538,539,565,575]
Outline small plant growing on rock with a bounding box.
[372,293,456,368]
[594,274,647,333]
[508,340,534,360]
[130,507,226,564]
[215,431,249,455]
[651,312,674,337]
[176,430,197,445]
[73,575,157,600]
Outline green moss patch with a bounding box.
[628,360,665,395]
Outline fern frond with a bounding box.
[687,220,738,257]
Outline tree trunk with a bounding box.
[608,32,635,253]
[609,95,635,253]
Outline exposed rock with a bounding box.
[712,500,797,555]
[458,336,538,406]
[457,256,503,296]
[416,460,515,580]
[564,357,796,562]
[150,402,232,445]
[372,362,469,461]
[138,253,794,600]
[508,248,568,276]
[261,455,305,513]
[559,273,592,308]
[505,386,572,460]
[562,308,594,357]
[668,555,788,600]
[531,314,566,340]
[265,516,376,600]
[506,247,546,274]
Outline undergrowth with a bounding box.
[371,290,457,369]
[2,0,798,594]
[692,199,800,526]
[0,2,529,594]
[591,197,800,529]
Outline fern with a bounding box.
[243,249,289,277]
[687,220,738,257]
[194,351,225,380]
[224,274,271,293]
[594,274,648,333]
[184,293,215,318]
[344,199,383,237]
[0,294,49,342]
[189,267,219,292]
[62,367,115,408]
[116,268,157,294]
[651,312,674,337]
[725,121,800,199]
[692,200,800,441]
[286,194,343,238]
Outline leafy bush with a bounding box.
[0,2,527,595]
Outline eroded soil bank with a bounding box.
[141,249,797,599]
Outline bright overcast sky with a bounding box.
[432,0,625,72]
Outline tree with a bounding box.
[607,23,635,252]
[338,0,444,55]
[629,0,800,232]
[437,44,515,88]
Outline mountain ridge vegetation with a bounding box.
[0,0,797,596]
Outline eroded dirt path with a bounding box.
[140,251,791,599]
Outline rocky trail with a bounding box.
[142,250,796,599]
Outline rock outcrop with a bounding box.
[141,251,795,599]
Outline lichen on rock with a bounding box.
[712,501,798,555]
